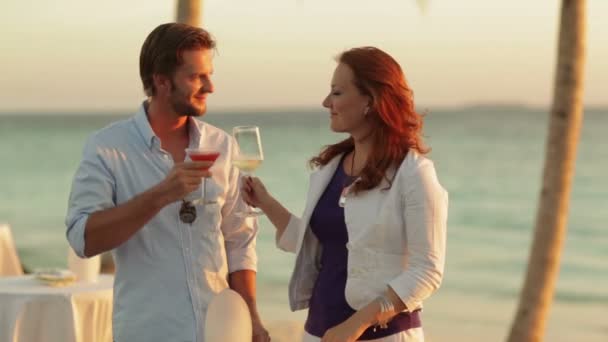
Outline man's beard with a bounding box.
[169,81,206,117]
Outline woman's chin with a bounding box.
[329,119,342,132]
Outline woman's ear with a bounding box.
[365,97,373,115]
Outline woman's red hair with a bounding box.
[310,46,429,193]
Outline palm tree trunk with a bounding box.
[507,1,586,341]
[176,0,203,27]
[416,0,429,14]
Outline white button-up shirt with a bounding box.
[66,103,258,342]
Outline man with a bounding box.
[66,23,270,342]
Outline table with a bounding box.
[0,224,23,276]
[0,275,113,342]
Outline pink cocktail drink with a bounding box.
[188,151,220,170]
[185,148,221,204]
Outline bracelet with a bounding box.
[374,294,394,331]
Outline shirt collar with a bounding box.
[133,101,205,149]
[133,101,157,149]
[187,116,203,147]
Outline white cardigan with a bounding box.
[277,151,448,312]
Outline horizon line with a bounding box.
[0,103,606,116]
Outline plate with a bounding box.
[34,268,76,287]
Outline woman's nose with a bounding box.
[322,95,330,108]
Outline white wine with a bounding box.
[232,158,262,173]
[231,125,265,217]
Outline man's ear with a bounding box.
[153,74,170,93]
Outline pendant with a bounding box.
[338,186,350,208]
[179,200,197,224]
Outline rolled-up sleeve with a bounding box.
[65,135,116,258]
[220,139,258,273]
[276,215,301,253]
[277,171,316,253]
[388,160,448,311]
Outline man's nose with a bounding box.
[202,79,214,94]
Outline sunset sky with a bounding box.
[1,0,606,112]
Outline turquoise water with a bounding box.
[1,107,606,340]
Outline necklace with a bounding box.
[350,148,356,177]
[339,149,357,208]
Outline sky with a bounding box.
[0,0,606,112]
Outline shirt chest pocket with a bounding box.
[191,202,222,236]
[114,155,167,204]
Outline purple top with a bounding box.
[304,157,421,340]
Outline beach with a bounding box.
[1,107,606,341]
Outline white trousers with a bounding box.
[302,328,424,342]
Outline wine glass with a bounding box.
[185,148,220,205]
[232,126,264,217]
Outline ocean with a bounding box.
[1,107,606,341]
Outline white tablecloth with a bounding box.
[0,224,23,276]
[0,275,113,342]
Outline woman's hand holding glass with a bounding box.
[241,177,273,211]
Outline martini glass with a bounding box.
[185,148,221,205]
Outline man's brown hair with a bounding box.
[139,23,216,96]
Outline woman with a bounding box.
[243,47,448,342]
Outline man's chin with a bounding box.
[191,108,206,117]
[190,102,207,116]
[174,103,206,117]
